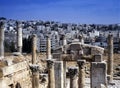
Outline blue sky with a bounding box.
[0,0,120,24]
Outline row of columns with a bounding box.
[29,32,113,88]
[0,21,114,88]
[45,33,114,88]
[0,21,23,58]
[46,59,86,88]
[47,55,108,88]
[29,28,108,88]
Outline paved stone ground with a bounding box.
[108,80,120,88]
[40,77,120,88]
[85,78,120,88]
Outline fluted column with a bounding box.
[0,21,4,59]
[68,67,78,88]
[107,34,113,82]
[46,35,51,59]
[16,21,23,53]
[77,60,86,88]
[32,34,37,64]
[47,59,55,88]
[30,65,40,88]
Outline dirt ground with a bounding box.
[4,52,120,76]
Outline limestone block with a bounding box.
[94,54,103,62]
[54,61,64,88]
[52,53,61,60]
[0,61,28,77]
[70,44,82,50]
[91,62,107,88]
[0,78,8,88]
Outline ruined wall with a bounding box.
[53,42,104,60]
[0,56,32,88]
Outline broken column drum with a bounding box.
[0,22,4,58]
[16,21,23,53]
[30,65,40,88]
[46,36,51,59]
[47,59,55,88]
[32,34,37,64]
[77,60,86,88]
[107,34,113,82]
[68,67,78,88]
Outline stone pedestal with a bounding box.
[0,22,4,59]
[16,21,23,53]
[47,59,55,88]
[107,34,113,82]
[32,34,37,64]
[91,62,107,88]
[30,65,40,88]
[46,35,51,59]
[77,60,86,88]
[54,61,64,88]
[68,67,78,88]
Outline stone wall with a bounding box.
[53,42,104,60]
[0,59,32,88]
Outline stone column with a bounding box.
[54,61,64,88]
[77,60,86,88]
[62,35,67,46]
[68,67,78,88]
[47,59,55,88]
[79,34,84,44]
[32,34,37,64]
[30,65,40,88]
[63,61,67,88]
[46,35,51,59]
[107,34,113,82]
[0,21,4,59]
[16,21,23,53]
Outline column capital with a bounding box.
[108,33,113,38]
[77,60,86,69]
[68,67,78,78]
[32,34,37,48]
[30,64,39,72]
[32,34,37,38]
[46,59,55,69]
[16,21,22,28]
[46,34,51,39]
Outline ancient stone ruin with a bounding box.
[0,21,120,88]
